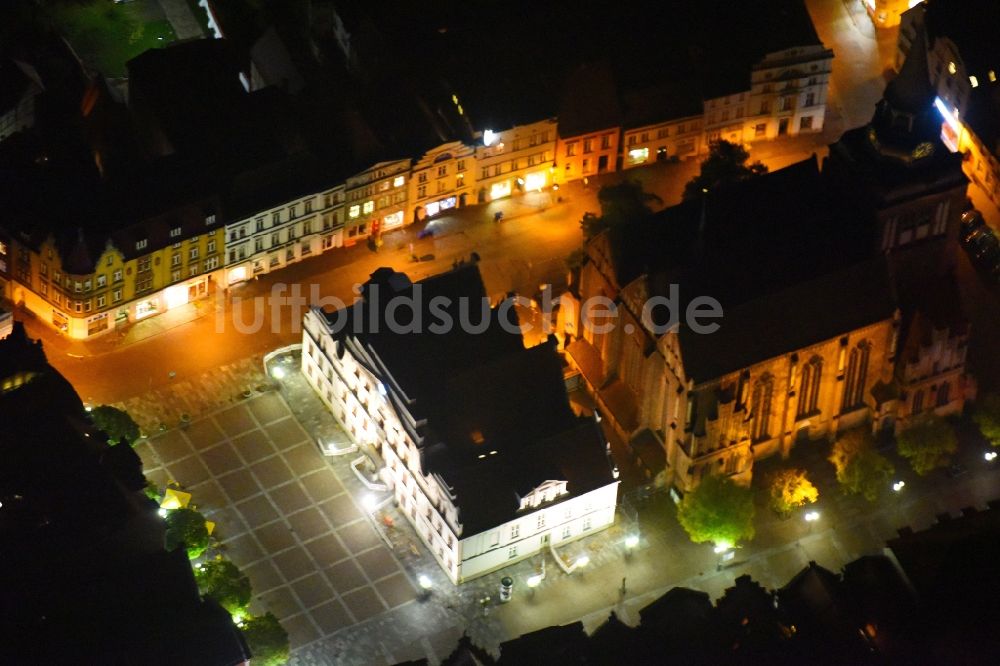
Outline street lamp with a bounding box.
[418,574,433,590]
[804,511,820,522]
[362,494,378,512]
[271,366,286,380]
[713,541,732,554]
[157,508,167,517]
[985,451,998,462]
[892,480,906,492]
[575,555,590,568]
[625,534,639,549]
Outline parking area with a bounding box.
[136,392,416,650]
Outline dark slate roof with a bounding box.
[679,257,897,384]
[224,151,345,222]
[0,58,35,114]
[323,265,614,534]
[498,622,589,665]
[594,157,896,384]
[884,27,934,116]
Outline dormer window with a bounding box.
[135,239,148,251]
[169,227,182,238]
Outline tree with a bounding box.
[90,405,140,445]
[972,393,1000,448]
[241,613,290,666]
[829,428,895,501]
[682,140,767,201]
[195,558,252,615]
[579,180,661,240]
[164,507,210,559]
[896,414,958,475]
[768,469,819,516]
[677,473,755,546]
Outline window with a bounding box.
[188,265,199,277]
[207,239,216,253]
[437,165,447,177]
[601,134,611,149]
[800,116,813,130]
[805,92,816,107]
[565,142,577,157]
[936,382,951,407]
[169,227,182,238]
[750,375,774,440]
[135,239,148,251]
[172,254,181,267]
[97,295,106,308]
[74,281,82,293]
[418,185,427,198]
[912,389,925,415]
[205,256,219,271]
[289,204,298,219]
[271,232,280,246]
[510,524,520,539]
[760,100,771,114]
[418,172,428,184]
[205,214,216,225]
[779,97,792,112]
[113,289,122,303]
[755,123,767,137]
[349,205,360,219]
[304,220,312,234]
[96,274,106,288]
[583,138,594,153]
[842,342,870,411]
[797,356,823,417]
[113,269,122,283]
[189,247,199,260]
[457,160,465,171]
[393,175,405,187]
[363,201,374,214]
[508,546,518,559]
[562,525,571,539]
[583,517,592,531]
[255,238,263,252]
[272,212,280,225]
[537,514,545,529]
[255,218,264,232]
[172,269,181,282]
[304,200,313,213]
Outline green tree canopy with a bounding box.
[682,139,767,201]
[196,558,252,615]
[241,613,290,666]
[768,469,819,516]
[677,473,755,546]
[896,414,958,475]
[90,405,140,445]
[829,428,895,501]
[164,507,210,560]
[972,393,1000,447]
[580,180,661,240]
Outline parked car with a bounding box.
[969,228,1000,262]
[961,209,985,239]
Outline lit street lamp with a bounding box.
[270,366,286,380]
[804,511,820,522]
[892,480,906,492]
[985,451,998,462]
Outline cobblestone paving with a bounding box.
[114,356,267,434]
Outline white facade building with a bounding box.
[344,160,411,241]
[224,184,345,285]
[302,265,618,583]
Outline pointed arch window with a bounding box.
[797,356,823,418]
[936,382,950,407]
[750,374,774,440]
[912,389,925,415]
[842,341,871,412]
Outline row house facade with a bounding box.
[8,203,223,339]
[344,159,410,241]
[556,128,620,183]
[301,266,618,583]
[408,141,476,223]
[474,118,558,202]
[224,184,345,285]
[622,116,704,169]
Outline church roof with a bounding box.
[884,27,934,116]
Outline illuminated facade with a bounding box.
[741,44,833,142]
[865,0,924,28]
[622,116,703,169]
[344,160,410,242]
[556,127,620,183]
[408,141,475,223]
[899,0,1000,207]
[302,266,618,583]
[224,184,345,285]
[474,119,557,203]
[8,204,224,339]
